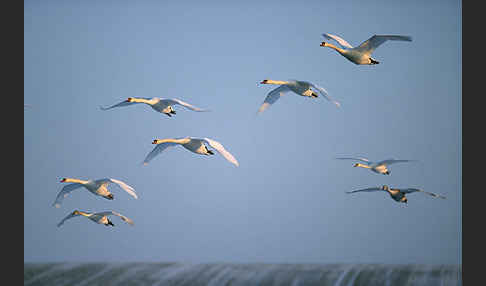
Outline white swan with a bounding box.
[53,177,138,208]
[335,157,415,175]
[57,210,134,227]
[258,79,340,113]
[320,33,412,65]
[346,185,446,204]
[100,97,208,117]
[144,137,239,167]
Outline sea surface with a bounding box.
[24,262,461,286]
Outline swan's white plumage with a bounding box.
[100,97,208,115]
[322,33,354,49]
[258,80,340,113]
[144,137,239,167]
[53,177,137,207]
[57,210,134,227]
[95,178,138,199]
[203,138,239,167]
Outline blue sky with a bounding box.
[24,0,461,264]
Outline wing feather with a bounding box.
[95,178,138,199]
[99,98,151,110]
[258,85,290,114]
[356,35,412,54]
[203,138,239,167]
[308,82,341,107]
[143,142,179,165]
[162,98,209,112]
[57,211,81,227]
[400,188,446,199]
[96,211,134,225]
[52,183,84,208]
[346,187,385,194]
[322,33,354,49]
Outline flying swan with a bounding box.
[335,157,415,175]
[144,137,239,167]
[346,185,446,204]
[258,79,340,113]
[320,33,412,65]
[100,97,209,117]
[57,210,134,227]
[53,177,138,208]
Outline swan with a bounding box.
[53,177,138,208]
[346,185,446,204]
[100,97,208,117]
[320,33,412,65]
[144,137,239,167]
[335,157,415,175]
[258,79,340,113]
[57,210,134,227]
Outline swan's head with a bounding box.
[60,178,67,182]
[72,210,80,215]
[381,185,390,191]
[353,163,359,167]
[320,41,328,47]
[126,97,134,102]
[152,139,160,144]
[260,79,269,84]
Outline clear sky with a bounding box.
[24,0,461,265]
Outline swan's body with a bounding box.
[346,185,446,204]
[53,177,138,208]
[258,79,340,113]
[320,33,412,65]
[100,97,208,117]
[144,137,239,167]
[57,210,134,227]
[335,157,414,175]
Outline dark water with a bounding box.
[24,262,461,286]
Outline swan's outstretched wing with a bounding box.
[400,188,446,199]
[99,98,152,110]
[52,183,84,208]
[376,159,415,166]
[95,178,138,199]
[57,211,82,227]
[322,33,353,49]
[308,82,341,107]
[355,35,412,54]
[162,98,209,112]
[258,85,290,114]
[143,142,179,165]
[346,187,385,194]
[96,211,134,225]
[335,157,371,164]
[203,138,239,167]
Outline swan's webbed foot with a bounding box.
[165,113,172,117]
[207,150,214,155]
[370,58,380,65]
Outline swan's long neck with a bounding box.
[263,80,290,85]
[153,138,190,145]
[74,210,91,217]
[63,178,89,184]
[323,43,347,54]
[129,97,154,104]
[355,163,371,169]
